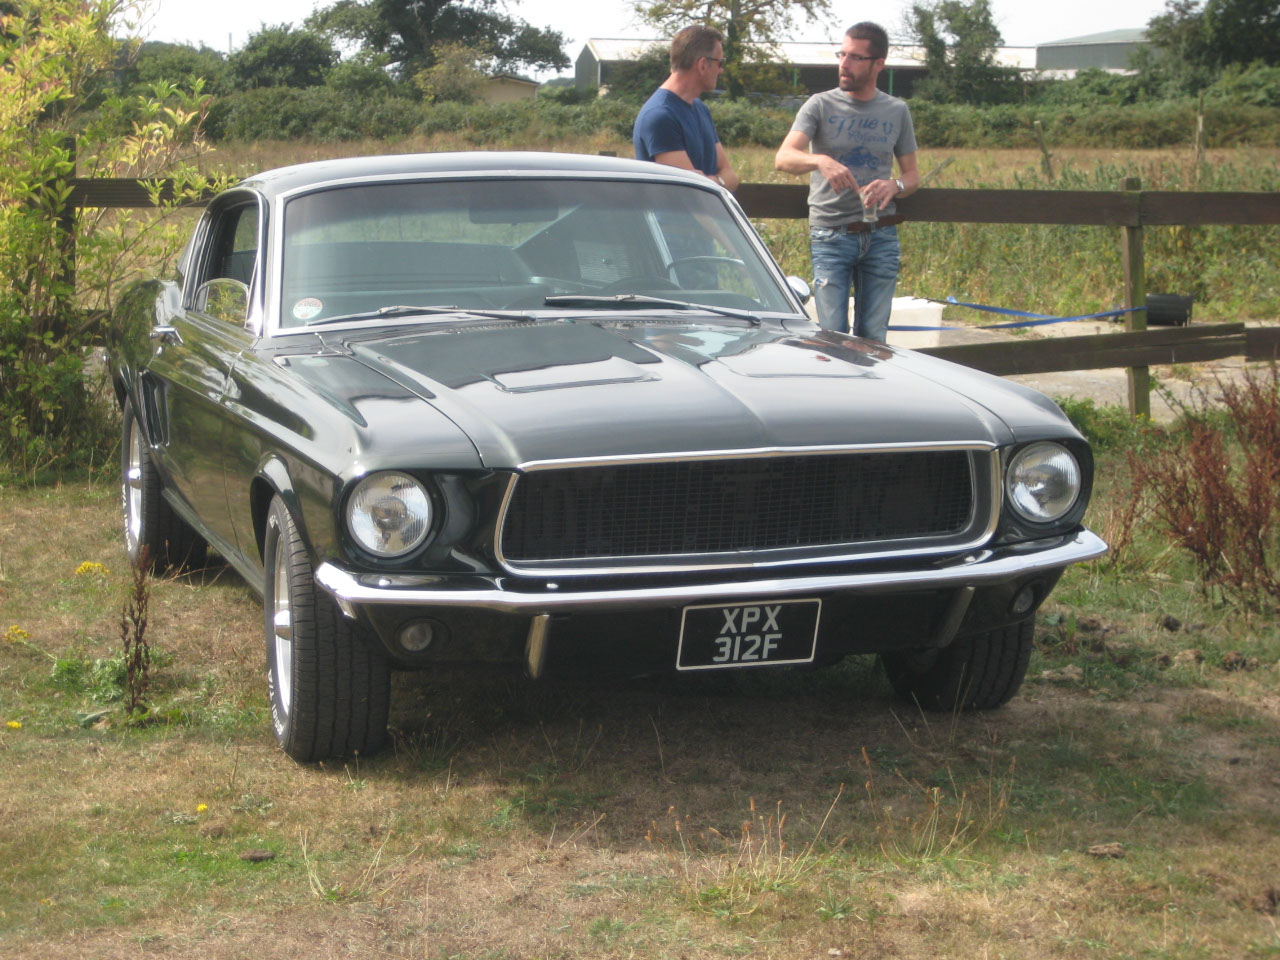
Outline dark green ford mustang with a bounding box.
[109,152,1106,761]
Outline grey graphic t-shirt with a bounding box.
[790,89,917,225]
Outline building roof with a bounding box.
[1039,29,1148,46]
[581,37,1037,71]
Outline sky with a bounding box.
[140,0,1172,75]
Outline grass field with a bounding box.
[2,453,1278,958]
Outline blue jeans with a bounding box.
[809,224,901,341]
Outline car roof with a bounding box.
[238,151,709,200]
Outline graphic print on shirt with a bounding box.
[826,112,898,173]
[836,144,880,172]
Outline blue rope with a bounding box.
[886,297,1145,332]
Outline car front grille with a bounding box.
[497,449,989,572]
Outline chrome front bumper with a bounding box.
[315,530,1107,615]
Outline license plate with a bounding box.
[677,599,821,671]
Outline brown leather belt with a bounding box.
[828,215,905,233]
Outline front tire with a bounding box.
[880,619,1034,711]
[120,397,207,572]
[263,495,390,761]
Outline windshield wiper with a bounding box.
[543,294,760,325]
[306,304,531,327]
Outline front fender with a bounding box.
[251,456,300,567]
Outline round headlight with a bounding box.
[346,472,433,558]
[1006,442,1082,524]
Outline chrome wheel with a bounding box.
[263,494,391,761]
[272,550,293,717]
[124,419,144,554]
[117,397,206,572]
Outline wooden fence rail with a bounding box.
[62,174,1280,415]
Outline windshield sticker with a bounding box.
[292,297,323,321]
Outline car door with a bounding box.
[145,194,263,561]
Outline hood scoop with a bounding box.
[715,340,879,379]
[490,356,658,393]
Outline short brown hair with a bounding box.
[670,24,724,72]
[846,22,889,60]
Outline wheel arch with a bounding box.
[252,457,301,565]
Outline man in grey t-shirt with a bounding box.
[775,22,918,341]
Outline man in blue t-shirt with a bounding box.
[633,25,739,191]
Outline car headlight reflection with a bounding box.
[1006,442,1082,524]
[347,472,432,558]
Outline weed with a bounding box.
[588,916,634,944]
[861,746,1012,865]
[646,789,843,918]
[1131,364,1280,610]
[119,549,152,718]
[299,826,413,905]
[1089,462,1153,573]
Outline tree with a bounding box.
[634,0,831,99]
[1138,0,1280,95]
[307,0,568,82]
[413,41,486,102]
[227,24,338,90]
[0,0,222,474]
[600,43,669,100]
[907,0,1016,103]
[128,41,229,96]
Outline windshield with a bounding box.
[279,178,794,326]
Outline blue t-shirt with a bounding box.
[633,88,720,177]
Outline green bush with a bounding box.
[706,100,793,148]
[1,1,221,480]
[1206,62,1280,108]
[909,100,1280,148]
[1054,397,1156,452]
[206,87,422,141]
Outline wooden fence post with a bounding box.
[1120,176,1150,419]
[56,134,77,295]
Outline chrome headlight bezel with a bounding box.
[1004,441,1083,525]
[344,471,435,560]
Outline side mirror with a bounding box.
[786,275,811,305]
[194,278,250,325]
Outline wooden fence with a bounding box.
[738,179,1280,417]
[60,171,1280,417]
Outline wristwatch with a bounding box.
[894,178,905,195]
[716,175,726,186]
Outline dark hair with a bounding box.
[845,22,889,60]
[670,24,725,71]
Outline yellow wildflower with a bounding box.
[4,625,30,644]
[196,803,208,813]
[6,721,21,730]
[74,561,110,577]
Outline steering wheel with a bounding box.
[667,256,746,269]
[598,274,682,294]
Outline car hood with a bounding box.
[340,316,1059,468]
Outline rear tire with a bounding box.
[880,618,1034,711]
[263,495,390,761]
[120,397,207,572]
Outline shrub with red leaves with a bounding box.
[1129,365,1280,611]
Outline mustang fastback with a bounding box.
[109,152,1106,761]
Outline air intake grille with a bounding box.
[499,451,976,566]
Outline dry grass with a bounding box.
[201,139,1280,192]
[2,479,1280,958]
